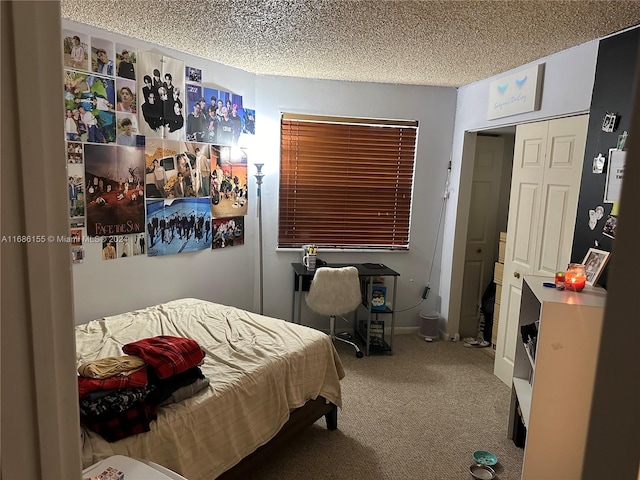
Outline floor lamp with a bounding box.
[254,163,265,314]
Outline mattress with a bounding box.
[76,298,345,480]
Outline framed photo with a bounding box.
[604,148,626,203]
[581,248,610,286]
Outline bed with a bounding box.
[76,298,345,480]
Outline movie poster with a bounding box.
[210,146,248,218]
[137,52,185,140]
[212,216,244,249]
[146,198,211,256]
[84,144,145,236]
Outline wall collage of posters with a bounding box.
[62,30,257,262]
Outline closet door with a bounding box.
[493,115,588,386]
[534,116,589,276]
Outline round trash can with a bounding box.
[419,311,440,339]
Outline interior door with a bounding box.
[534,116,589,276]
[493,115,588,385]
[460,135,505,337]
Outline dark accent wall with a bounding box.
[571,27,640,288]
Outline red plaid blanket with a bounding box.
[81,402,158,442]
[78,368,148,398]
[122,336,205,380]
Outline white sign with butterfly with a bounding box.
[487,63,545,120]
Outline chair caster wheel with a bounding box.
[356,351,364,358]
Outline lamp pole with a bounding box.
[254,163,265,314]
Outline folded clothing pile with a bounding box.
[79,335,210,442]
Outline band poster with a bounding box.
[211,146,248,218]
[145,198,211,256]
[137,52,185,140]
[212,216,245,249]
[84,144,146,237]
[63,27,256,260]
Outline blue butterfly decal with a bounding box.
[497,83,508,93]
[515,76,527,88]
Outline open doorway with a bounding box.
[458,126,515,344]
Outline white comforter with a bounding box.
[76,298,345,480]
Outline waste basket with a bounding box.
[419,311,440,339]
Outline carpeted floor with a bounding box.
[245,334,524,479]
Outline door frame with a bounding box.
[458,133,510,339]
[447,114,587,341]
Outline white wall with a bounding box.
[441,40,599,335]
[63,20,259,323]
[65,19,459,329]
[69,18,604,338]
[255,76,457,330]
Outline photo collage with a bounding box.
[62,29,256,260]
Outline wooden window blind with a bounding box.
[279,113,418,250]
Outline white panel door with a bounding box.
[460,136,505,337]
[493,115,588,386]
[494,122,546,384]
[535,116,589,276]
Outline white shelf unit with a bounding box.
[509,275,606,480]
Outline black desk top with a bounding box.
[291,262,400,277]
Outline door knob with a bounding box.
[476,248,482,253]
[514,272,521,278]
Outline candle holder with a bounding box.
[564,263,587,292]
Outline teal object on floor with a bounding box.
[473,450,498,466]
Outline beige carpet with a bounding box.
[246,335,524,479]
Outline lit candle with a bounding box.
[565,264,587,292]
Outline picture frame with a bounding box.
[581,248,610,286]
[604,148,626,203]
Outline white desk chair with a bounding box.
[305,266,364,358]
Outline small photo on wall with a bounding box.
[186,66,202,84]
[70,229,83,246]
[68,163,85,223]
[116,78,137,114]
[91,37,115,76]
[132,233,146,255]
[71,247,85,264]
[212,216,244,249]
[101,236,118,260]
[116,114,140,146]
[67,142,83,163]
[62,30,89,71]
[603,214,617,239]
[116,44,136,80]
[117,234,136,258]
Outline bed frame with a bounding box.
[218,397,337,479]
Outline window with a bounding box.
[279,113,418,250]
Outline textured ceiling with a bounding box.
[61,0,640,87]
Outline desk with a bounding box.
[291,262,400,356]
